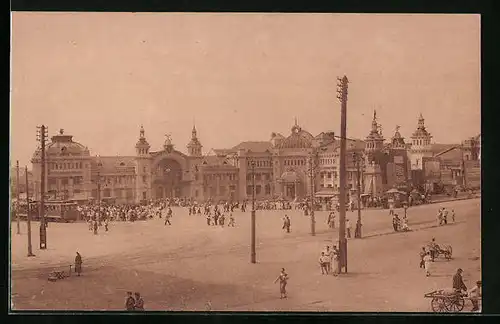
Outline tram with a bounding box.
[14,200,79,223]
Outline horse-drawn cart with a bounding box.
[424,289,479,313]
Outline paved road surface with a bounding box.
[10,198,480,312]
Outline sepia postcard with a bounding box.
[9,12,481,313]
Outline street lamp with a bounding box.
[353,152,362,238]
[250,160,256,264]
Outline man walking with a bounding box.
[453,268,468,294]
[164,207,172,226]
[346,218,352,238]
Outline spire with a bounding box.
[192,123,197,139]
[418,113,425,129]
[371,109,378,132]
[294,116,298,126]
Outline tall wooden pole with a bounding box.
[337,75,349,273]
[250,161,256,263]
[38,125,47,249]
[26,166,35,257]
[16,161,21,234]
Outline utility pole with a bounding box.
[97,170,101,224]
[309,153,316,236]
[26,166,35,257]
[336,75,349,274]
[36,125,48,249]
[250,160,256,263]
[16,160,21,234]
[354,153,362,238]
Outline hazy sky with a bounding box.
[11,13,480,167]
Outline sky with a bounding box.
[10,13,480,167]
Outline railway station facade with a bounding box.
[30,114,480,204]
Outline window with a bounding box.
[327,172,332,178]
[327,184,333,188]
[255,173,261,181]
[265,184,271,195]
[61,178,68,185]
[195,190,199,197]
[143,166,147,173]
[73,176,83,185]
[74,189,81,194]
[48,178,56,186]
[91,189,98,199]
[219,186,226,196]
[247,185,253,195]
[142,192,147,200]
[142,175,147,183]
[256,185,262,195]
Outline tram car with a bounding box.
[14,200,79,223]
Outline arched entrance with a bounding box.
[153,158,183,199]
[279,171,303,200]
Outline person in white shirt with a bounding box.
[346,219,352,238]
[319,252,329,274]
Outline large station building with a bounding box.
[30,114,480,204]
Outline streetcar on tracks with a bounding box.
[14,200,79,223]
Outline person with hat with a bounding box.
[468,281,482,312]
[453,268,468,294]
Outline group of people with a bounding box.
[125,291,145,311]
[419,239,481,312]
[437,207,455,226]
[391,212,411,232]
[453,268,482,312]
[318,245,341,276]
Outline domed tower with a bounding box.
[135,125,151,202]
[187,124,202,156]
[364,110,385,161]
[409,114,433,170]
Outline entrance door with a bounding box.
[156,186,165,199]
[286,184,295,199]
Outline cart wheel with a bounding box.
[431,297,448,312]
[445,295,465,312]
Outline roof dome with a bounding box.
[33,129,89,160]
[278,124,313,149]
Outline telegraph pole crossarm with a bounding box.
[37,125,48,250]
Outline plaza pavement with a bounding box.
[10,198,481,312]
